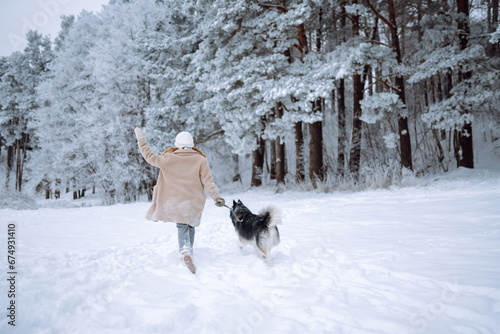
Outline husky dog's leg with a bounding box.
[272,227,280,246]
[255,231,274,266]
[237,236,248,249]
[258,246,272,266]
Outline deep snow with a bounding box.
[1,168,500,334]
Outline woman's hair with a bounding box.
[162,147,206,158]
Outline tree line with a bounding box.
[0,0,499,203]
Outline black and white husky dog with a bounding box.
[230,200,281,266]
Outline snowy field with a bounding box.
[1,168,500,334]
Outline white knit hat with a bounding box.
[175,131,194,148]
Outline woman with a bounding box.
[134,128,225,274]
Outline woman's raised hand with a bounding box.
[134,127,145,140]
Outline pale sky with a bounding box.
[0,0,109,57]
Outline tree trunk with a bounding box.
[387,0,413,171]
[428,77,448,171]
[337,1,347,177]
[45,180,51,199]
[367,0,413,170]
[309,9,324,187]
[232,154,241,183]
[6,145,14,188]
[264,1,304,185]
[488,0,499,32]
[146,181,154,201]
[398,116,413,169]
[269,139,277,180]
[16,139,21,191]
[455,0,474,168]
[294,122,305,182]
[309,107,324,185]
[494,0,499,28]
[417,0,424,42]
[276,139,286,185]
[455,123,474,168]
[124,183,130,202]
[350,3,363,177]
[72,178,77,200]
[293,22,309,184]
[339,0,347,29]
[337,79,346,176]
[251,136,266,187]
[485,0,499,56]
[351,73,363,176]
[432,129,447,172]
[297,24,309,54]
[18,133,28,193]
[316,8,323,52]
[55,185,61,199]
[275,103,286,185]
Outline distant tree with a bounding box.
[350,0,364,177]
[336,0,348,177]
[309,8,325,187]
[0,31,53,192]
[454,0,474,168]
[366,0,413,171]
[33,11,102,200]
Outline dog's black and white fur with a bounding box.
[230,200,281,266]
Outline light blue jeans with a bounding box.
[177,223,195,255]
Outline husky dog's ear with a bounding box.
[238,200,242,204]
[233,200,237,206]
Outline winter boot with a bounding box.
[180,249,196,274]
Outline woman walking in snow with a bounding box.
[134,128,225,274]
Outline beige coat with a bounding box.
[137,137,220,226]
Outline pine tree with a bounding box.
[0,31,53,192]
[366,0,413,171]
[454,0,474,168]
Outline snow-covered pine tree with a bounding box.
[86,0,163,203]
[0,31,53,192]
[366,0,413,172]
[407,0,499,172]
[33,11,103,201]
[454,0,474,168]
[190,0,293,186]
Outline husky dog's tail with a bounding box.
[259,206,282,227]
[258,206,281,247]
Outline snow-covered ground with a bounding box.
[1,168,500,334]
